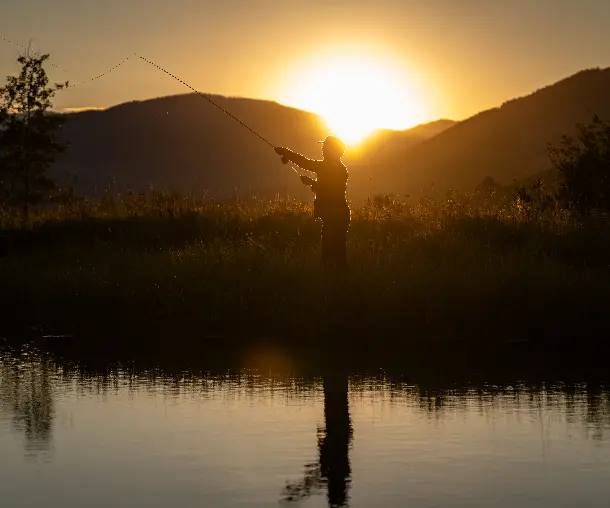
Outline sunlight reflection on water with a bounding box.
[1,343,609,508]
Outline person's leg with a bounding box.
[321,221,332,274]
[323,224,345,276]
[335,228,347,269]
[340,205,350,270]
[321,209,349,274]
[326,226,348,273]
[333,207,349,271]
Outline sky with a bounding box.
[1,0,610,132]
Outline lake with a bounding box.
[1,339,610,507]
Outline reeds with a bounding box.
[2,189,609,345]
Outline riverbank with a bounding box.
[2,192,610,346]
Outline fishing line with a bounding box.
[2,36,134,90]
[63,55,133,90]
[1,36,68,73]
[137,52,303,176]
[136,54,306,173]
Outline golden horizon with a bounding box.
[274,45,435,145]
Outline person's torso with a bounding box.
[314,160,348,205]
[313,159,349,222]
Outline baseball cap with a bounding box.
[318,135,346,156]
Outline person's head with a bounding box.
[319,135,345,160]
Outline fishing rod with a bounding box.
[135,53,309,177]
[135,53,276,148]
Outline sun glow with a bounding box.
[279,50,430,145]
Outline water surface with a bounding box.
[1,342,609,507]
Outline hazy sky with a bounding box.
[1,0,610,126]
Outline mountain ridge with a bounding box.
[373,66,610,197]
[52,66,610,201]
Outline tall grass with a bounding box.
[2,189,609,346]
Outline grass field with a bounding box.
[2,190,609,348]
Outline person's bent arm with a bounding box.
[299,175,317,192]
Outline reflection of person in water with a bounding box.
[281,368,352,507]
[320,369,352,506]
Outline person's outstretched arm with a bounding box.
[275,147,320,173]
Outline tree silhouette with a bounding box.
[0,50,68,224]
[548,113,610,215]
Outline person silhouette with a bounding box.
[275,136,350,273]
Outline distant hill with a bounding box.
[54,94,453,201]
[346,119,457,159]
[56,95,328,200]
[345,119,455,163]
[372,67,610,197]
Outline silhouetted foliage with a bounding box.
[515,178,557,219]
[548,114,610,215]
[476,176,503,197]
[0,51,68,223]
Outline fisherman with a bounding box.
[275,136,350,273]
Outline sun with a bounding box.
[278,51,429,146]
